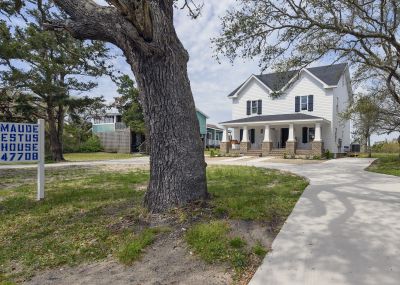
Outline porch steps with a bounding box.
[266,149,286,156]
[246,150,263,157]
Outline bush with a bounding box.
[372,141,400,153]
[324,150,334,159]
[79,135,103,153]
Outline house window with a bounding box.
[308,128,315,142]
[301,96,308,110]
[251,100,258,114]
[302,127,315,143]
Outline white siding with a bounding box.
[232,73,334,121]
[229,69,352,153]
[331,70,352,152]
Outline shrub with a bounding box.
[79,135,103,153]
[210,150,216,157]
[324,150,334,159]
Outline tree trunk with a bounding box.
[129,45,208,212]
[51,0,208,212]
[367,135,371,158]
[47,107,65,162]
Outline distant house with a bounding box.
[92,110,144,153]
[93,108,209,153]
[206,124,223,148]
[220,63,352,156]
[196,108,209,148]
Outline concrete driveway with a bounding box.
[243,158,400,285]
[2,156,399,284]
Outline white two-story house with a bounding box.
[219,63,352,156]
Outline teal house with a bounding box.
[93,108,210,152]
[196,108,209,147]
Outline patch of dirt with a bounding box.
[25,230,232,285]
[228,220,273,249]
[24,217,274,285]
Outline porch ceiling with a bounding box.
[220,113,329,127]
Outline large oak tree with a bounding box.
[214,0,400,105]
[45,0,208,212]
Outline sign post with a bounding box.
[0,120,45,200]
[37,119,45,200]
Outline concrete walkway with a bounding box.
[244,158,400,285]
[2,156,399,284]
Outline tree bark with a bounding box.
[136,51,208,212]
[47,107,65,162]
[51,0,208,212]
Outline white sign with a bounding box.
[0,122,40,162]
[0,120,45,200]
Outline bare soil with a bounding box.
[25,219,272,285]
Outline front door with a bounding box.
[281,128,289,148]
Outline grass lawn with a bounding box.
[63,152,144,162]
[0,166,308,283]
[364,153,400,177]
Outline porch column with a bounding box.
[314,123,322,141]
[242,126,249,142]
[312,122,324,156]
[222,127,229,142]
[262,124,272,156]
[286,123,297,155]
[263,125,271,142]
[240,125,250,153]
[288,123,295,142]
[220,126,230,154]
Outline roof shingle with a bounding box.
[228,63,347,97]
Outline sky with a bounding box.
[93,0,258,126]
[11,0,398,143]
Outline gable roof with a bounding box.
[207,124,223,131]
[228,63,347,97]
[220,113,324,125]
[196,108,209,119]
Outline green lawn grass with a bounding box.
[0,166,308,282]
[364,153,400,177]
[64,152,143,162]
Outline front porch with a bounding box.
[219,114,328,157]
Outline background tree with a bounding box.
[342,95,381,157]
[113,75,145,135]
[0,1,112,161]
[36,0,209,212]
[64,96,107,153]
[214,0,400,105]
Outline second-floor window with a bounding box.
[295,95,314,112]
[247,100,262,115]
[252,101,258,113]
